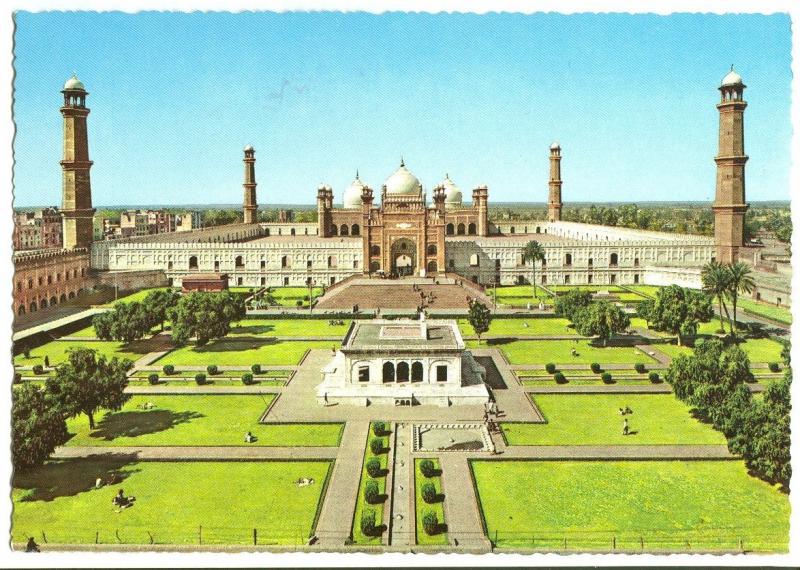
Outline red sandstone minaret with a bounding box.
[547,142,563,222]
[242,145,258,224]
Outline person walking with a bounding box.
[622,418,629,436]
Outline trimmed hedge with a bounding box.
[769,362,781,373]
[195,373,207,385]
[554,372,568,384]
[545,363,556,374]
[634,363,646,373]
[163,364,175,375]
[366,457,382,478]
[421,482,437,504]
[590,363,601,373]
[206,364,219,375]
[601,372,614,384]
[32,364,44,375]
[364,479,380,504]
[242,372,254,385]
[360,509,378,537]
[369,437,384,455]
[251,363,261,374]
[422,511,438,536]
[649,371,662,384]
[148,373,159,385]
[419,459,436,478]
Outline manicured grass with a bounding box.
[488,285,553,307]
[127,379,288,387]
[414,459,447,545]
[653,337,785,364]
[133,369,292,379]
[458,317,578,337]
[100,288,172,307]
[67,325,100,338]
[736,298,792,325]
[13,340,154,367]
[470,339,655,365]
[623,285,663,298]
[156,339,329,367]
[502,394,725,445]
[268,286,323,307]
[64,395,343,447]
[13,459,331,545]
[229,319,350,338]
[470,460,789,552]
[352,422,390,545]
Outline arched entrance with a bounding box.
[391,238,416,277]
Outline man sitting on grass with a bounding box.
[112,489,136,511]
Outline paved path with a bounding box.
[438,455,492,549]
[496,444,734,460]
[389,422,414,546]
[125,386,283,395]
[52,445,338,460]
[314,421,370,546]
[524,383,766,394]
[136,364,297,372]
[510,363,664,371]
[636,344,672,366]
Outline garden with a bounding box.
[352,421,391,545]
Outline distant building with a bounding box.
[175,211,202,232]
[181,273,228,293]
[13,207,63,251]
[119,209,175,237]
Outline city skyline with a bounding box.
[12,12,792,207]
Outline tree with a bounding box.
[142,289,180,331]
[521,241,545,300]
[169,291,246,346]
[553,289,593,322]
[701,261,732,334]
[45,347,133,429]
[725,262,756,336]
[636,298,654,327]
[93,301,152,344]
[12,383,69,469]
[467,300,492,343]
[572,301,630,346]
[647,285,713,345]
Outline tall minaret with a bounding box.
[712,66,749,263]
[243,145,258,224]
[547,142,563,222]
[60,74,95,249]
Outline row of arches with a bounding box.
[331,224,360,237]
[445,223,477,236]
[382,361,425,383]
[18,290,78,315]
[369,244,438,257]
[507,226,544,234]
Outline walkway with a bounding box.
[496,444,734,460]
[126,385,283,395]
[52,445,338,461]
[635,344,672,366]
[388,422,414,546]
[438,455,492,549]
[524,383,766,394]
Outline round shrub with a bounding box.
[251,363,261,374]
[13,372,21,384]
[364,479,380,504]
[601,372,614,384]
[545,363,556,374]
[242,372,254,385]
[634,363,646,374]
[365,457,382,478]
[769,362,780,373]
[422,511,438,536]
[163,364,175,375]
[148,373,159,385]
[421,482,437,504]
[32,364,44,375]
[206,364,219,375]
[373,421,386,437]
[419,459,436,478]
[296,299,303,307]
[369,437,384,455]
[590,363,601,373]
[304,295,310,302]
[649,372,662,384]
[360,509,378,537]
[195,373,207,385]
[554,372,568,384]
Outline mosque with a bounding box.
[13,67,791,317]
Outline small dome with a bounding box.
[342,173,365,209]
[64,74,85,91]
[721,67,743,87]
[550,141,560,150]
[244,144,254,152]
[385,160,421,195]
[441,174,462,208]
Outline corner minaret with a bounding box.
[547,142,563,222]
[243,145,258,224]
[712,66,749,263]
[60,74,95,249]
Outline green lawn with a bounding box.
[652,337,785,364]
[458,317,578,337]
[623,285,663,298]
[100,288,173,307]
[414,458,447,545]
[503,394,725,445]
[14,339,157,367]
[352,422,390,545]
[268,286,323,307]
[13,459,331,545]
[488,285,553,307]
[156,339,329,367]
[736,298,792,325]
[470,339,655,365]
[67,325,100,338]
[470,460,789,552]
[64,395,343,447]
[229,319,350,338]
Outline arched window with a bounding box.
[68,291,75,299]
[457,223,465,235]
[446,223,454,235]
[27,279,33,289]
[40,299,48,309]
[50,296,57,306]
[536,227,541,234]
[427,260,438,273]
[382,361,395,383]
[565,253,572,266]
[340,224,349,236]
[588,258,593,267]
[235,255,244,268]
[17,305,25,316]
[370,261,380,272]
[397,362,409,382]
[610,253,618,266]
[468,223,476,235]
[60,294,67,303]
[29,301,37,313]
[351,224,360,236]
[411,362,423,382]
[291,228,296,236]
[427,244,437,256]
[189,256,198,269]
[331,225,338,236]
[370,245,380,256]
[281,256,288,268]
[469,254,479,267]
[265,228,270,236]
[510,226,515,234]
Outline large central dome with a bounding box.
[342,173,365,209]
[384,160,421,195]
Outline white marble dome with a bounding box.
[550,141,561,150]
[721,68,743,87]
[385,161,421,195]
[441,174,462,208]
[342,173,365,209]
[244,144,254,152]
[64,75,85,91]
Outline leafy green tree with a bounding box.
[521,241,546,300]
[553,289,593,322]
[94,301,152,344]
[92,311,114,339]
[467,300,492,343]
[169,291,246,346]
[636,298,654,327]
[142,289,180,330]
[572,301,630,346]
[701,261,732,334]
[647,285,713,345]
[12,383,69,469]
[45,347,133,429]
[725,262,756,336]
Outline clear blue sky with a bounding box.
[12,11,792,207]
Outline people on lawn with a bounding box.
[112,489,135,510]
[244,431,256,443]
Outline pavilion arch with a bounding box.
[382,361,395,383]
[68,291,75,299]
[411,361,423,382]
[290,228,296,236]
[235,255,244,268]
[468,223,476,235]
[457,223,466,235]
[189,255,198,269]
[60,294,67,303]
[29,301,37,313]
[351,224,360,236]
[446,223,454,235]
[50,296,57,307]
[331,225,338,236]
[40,299,48,309]
[427,260,438,273]
[370,261,381,272]
[397,362,410,382]
[427,244,437,256]
[340,224,349,236]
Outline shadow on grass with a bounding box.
[365,494,388,505]
[425,523,449,536]
[230,325,277,336]
[188,337,281,353]
[475,356,507,390]
[14,453,140,502]
[87,409,204,441]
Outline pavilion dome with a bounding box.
[385,160,421,195]
[550,141,560,150]
[64,74,85,91]
[441,174,462,208]
[721,67,743,87]
[342,173,365,209]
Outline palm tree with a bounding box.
[521,240,546,301]
[701,261,732,334]
[725,261,756,336]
